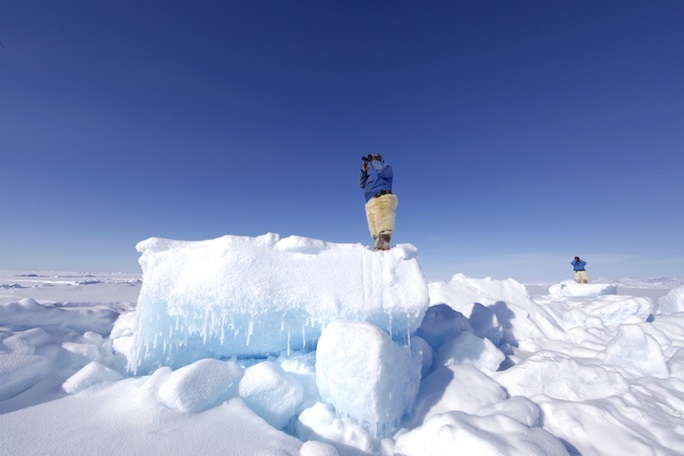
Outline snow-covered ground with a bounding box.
[1,236,683,456]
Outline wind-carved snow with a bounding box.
[128,233,429,373]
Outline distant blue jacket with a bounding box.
[571,259,587,271]
[359,159,393,202]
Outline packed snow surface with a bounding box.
[1,235,684,456]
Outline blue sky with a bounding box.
[1,1,683,281]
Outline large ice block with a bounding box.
[128,233,429,373]
[316,320,422,437]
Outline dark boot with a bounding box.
[378,232,391,250]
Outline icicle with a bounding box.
[301,325,306,350]
[287,329,291,357]
[219,316,226,345]
[371,421,378,440]
[231,317,239,341]
[202,308,209,343]
[246,318,254,346]
[407,311,413,346]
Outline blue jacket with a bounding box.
[359,159,393,202]
[571,259,587,271]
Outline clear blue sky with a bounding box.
[2,1,683,281]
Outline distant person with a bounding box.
[359,154,398,250]
[571,256,588,283]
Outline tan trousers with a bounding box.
[574,270,588,283]
[365,194,398,237]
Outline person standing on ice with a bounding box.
[571,256,589,283]
[359,154,398,250]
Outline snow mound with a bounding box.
[127,234,429,373]
[410,364,507,424]
[238,361,304,429]
[494,350,630,401]
[157,358,243,412]
[395,410,569,456]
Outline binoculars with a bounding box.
[361,154,374,162]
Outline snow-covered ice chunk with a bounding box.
[315,320,421,437]
[128,234,429,373]
[238,361,304,429]
[667,347,684,377]
[110,310,136,363]
[275,351,321,413]
[62,361,123,395]
[434,331,505,373]
[428,274,563,344]
[603,324,669,378]
[295,402,376,455]
[468,302,504,346]
[415,303,472,351]
[157,358,243,412]
[657,285,684,314]
[61,342,102,368]
[549,280,618,297]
